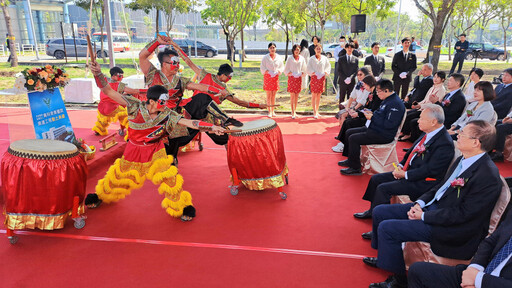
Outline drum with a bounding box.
[227,119,288,191]
[1,139,88,231]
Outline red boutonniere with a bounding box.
[466,110,473,117]
[442,99,451,106]
[415,144,428,159]
[450,177,467,198]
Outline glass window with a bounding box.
[484,43,494,50]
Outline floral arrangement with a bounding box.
[21,65,70,92]
[450,177,467,198]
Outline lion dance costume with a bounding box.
[92,79,129,136]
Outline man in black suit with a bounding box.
[364,42,385,79]
[449,33,469,75]
[408,207,512,288]
[363,120,502,288]
[434,73,467,128]
[354,104,454,220]
[491,68,512,120]
[392,37,417,99]
[339,79,406,175]
[403,64,434,109]
[337,42,359,103]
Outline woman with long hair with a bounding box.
[284,44,307,118]
[300,39,310,90]
[260,42,284,117]
[307,44,331,118]
[336,67,371,126]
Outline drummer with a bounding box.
[86,59,226,221]
[165,37,269,161]
[92,66,141,137]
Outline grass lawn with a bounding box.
[0,59,508,114]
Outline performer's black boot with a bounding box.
[85,193,102,208]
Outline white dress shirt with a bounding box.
[260,53,284,76]
[284,55,307,78]
[306,55,331,77]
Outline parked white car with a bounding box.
[385,45,427,59]
[323,43,367,59]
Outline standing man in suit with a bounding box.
[408,206,512,288]
[403,64,434,109]
[337,42,359,103]
[339,79,406,175]
[449,33,469,75]
[392,37,417,99]
[434,73,467,128]
[365,42,385,80]
[332,36,346,94]
[354,104,454,220]
[363,120,502,288]
[491,68,512,120]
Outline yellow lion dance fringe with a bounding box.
[95,155,192,218]
[92,107,128,137]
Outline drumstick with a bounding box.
[224,129,243,134]
[86,35,95,62]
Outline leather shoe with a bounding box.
[354,210,372,219]
[361,231,373,240]
[340,167,362,175]
[369,275,408,288]
[338,160,350,167]
[363,257,378,268]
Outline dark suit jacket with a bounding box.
[491,84,512,119]
[392,51,417,82]
[338,48,361,58]
[417,154,502,260]
[337,54,359,85]
[368,93,406,140]
[405,76,434,109]
[364,54,385,78]
[471,210,512,288]
[435,89,467,128]
[399,128,454,182]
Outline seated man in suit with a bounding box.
[490,109,512,162]
[408,207,512,288]
[339,79,406,175]
[403,64,434,109]
[434,73,467,129]
[364,42,385,80]
[354,104,454,220]
[491,68,512,120]
[364,120,502,288]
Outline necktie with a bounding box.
[425,159,463,206]
[347,55,349,62]
[403,135,427,171]
[484,236,512,274]
[404,52,408,59]
[374,55,377,62]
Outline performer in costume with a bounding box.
[92,67,141,136]
[85,60,226,221]
[165,38,269,161]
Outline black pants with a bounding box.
[401,109,421,135]
[338,79,355,103]
[496,122,512,152]
[408,262,466,288]
[450,53,465,74]
[343,127,393,170]
[393,78,411,99]
[337,116,367,142]
[333,62,339,91]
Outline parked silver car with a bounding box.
[45,38,109,59]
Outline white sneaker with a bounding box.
[331,142,344,153]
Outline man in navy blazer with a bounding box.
[408,206,512,288]
[354,104,454,220]
[491,68,512,120]
[337,42,359,103]
[364,120,502,288]
[339,79,406,175]
[434,73,467,128]
[364,42,385,79]
[392,37,417,99]
[403,64,434,109]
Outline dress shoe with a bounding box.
[340,167,362,175]
[361,231,373,240]
[338,160,350,167]
[354,210,372,219]
[363,257,378,268]
[369,275,408,288]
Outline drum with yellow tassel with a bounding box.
[227,119,288,199]
[1,139,88,243]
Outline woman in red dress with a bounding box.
[260,42,284,117]
[307,45,331,118]
[284,44,307,118]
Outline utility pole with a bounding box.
[104,0,115,67]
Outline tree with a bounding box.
[202,0,262,66]
[75,0,107,63]
[127,0,192,32]
[0,0,17,67]
[413,0,459,70]
[117,11,133,33]
[263,0,305,60]
[496,0,512,62]
[143,16,153,36]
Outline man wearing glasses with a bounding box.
[92,66,141,136]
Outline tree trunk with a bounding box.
[284,25,289,62]
[241,29,245,62]
[427,28,444,72]
[229,36,235,67]
[156,9,159,34]
[1,0,18,67]
[224,33,230,61]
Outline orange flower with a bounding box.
[45,65,52,70]
[27,79,34,85]
[55,77,60,83]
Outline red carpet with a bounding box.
[0,107,511,288]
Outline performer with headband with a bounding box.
[85,60,226,221]
[92,66,141,137]
[165,37,269,161]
